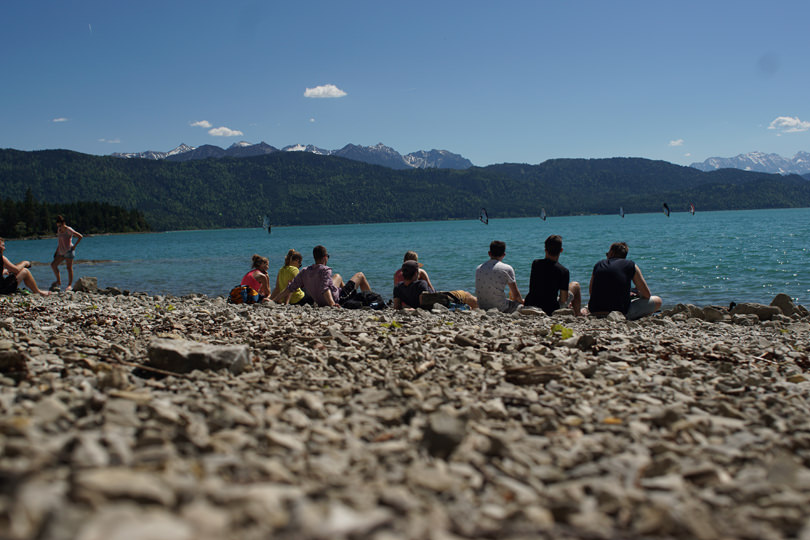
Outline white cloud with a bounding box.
[304,84,347,98]
[768,116,810,133]
[52,117,69,123]
[684,153,692,157]
[208,126,244,137]
[98,138,121,144]
[190,120,212,128]
[669,139,684,147]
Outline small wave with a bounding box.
[29,259,118,266]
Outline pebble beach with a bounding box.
[2,281,810,540]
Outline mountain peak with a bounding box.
[113,141,473,169]
[690,151,810,175]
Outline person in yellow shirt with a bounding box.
[271,249,313,305]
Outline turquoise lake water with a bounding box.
[5,208,809,307]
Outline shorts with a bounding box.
[0,274,18,295]
[502,299,522,314]
[291,292,315,306]
[56,249,75,260]
[338,280,357,303]
[626,297,659,320]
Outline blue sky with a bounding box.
[2,0,809,167]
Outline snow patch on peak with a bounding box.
[229,141,253,149]
[691,150,810,175]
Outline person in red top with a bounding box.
[241,254,272,300]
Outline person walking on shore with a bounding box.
[50,215,83,292]
[475,240,523,313]
[585,241,662,320]
[524,234,582,315]
[1,238,51,296]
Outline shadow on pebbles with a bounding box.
[1,291,809,539]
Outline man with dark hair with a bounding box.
[524,234,581,315]
[277,245,371,307]
[475,240,523,313]
[587,241,662,320]
[392,260,430,309]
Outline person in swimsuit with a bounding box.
[1,237,50,297]
[270,249,313,305]
[241,254,272,300]
[50,215,83,292]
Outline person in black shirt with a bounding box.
[524,235,581,315]
[587,241,662,320]
[393,260,431,309]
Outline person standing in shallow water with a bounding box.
[1,237,50,296]
[50,215,83,292]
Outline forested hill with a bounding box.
[1,148,809,231]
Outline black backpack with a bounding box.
[340,290,387,310]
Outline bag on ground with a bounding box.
[228,285,260,304]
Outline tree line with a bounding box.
[1,148,809,232]
[0,189,150,238]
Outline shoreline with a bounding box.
[1,291,809,538]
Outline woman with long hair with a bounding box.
[241,254,272,299]
[271,249,312,305]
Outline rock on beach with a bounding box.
[0,289,809,539]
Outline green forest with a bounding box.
[0,189,150,238]
[1,148,809,232]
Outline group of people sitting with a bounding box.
[241,236,662,320]
[472,236,662,320]
[239,245,373,307]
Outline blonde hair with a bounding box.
[251,254,269,269]
[285,249,302,266]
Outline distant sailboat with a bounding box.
[619,206,625,218]
[689,202,696,215]
[479,207,489,225]
[262,215,272,234]
[662,203,671,217]
[540,208,547,221]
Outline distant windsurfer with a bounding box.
[479,208,489,225]
[662,203,671,217]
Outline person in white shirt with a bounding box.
[475,240,523,313]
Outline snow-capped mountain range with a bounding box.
[112,142,473,170]
[690,151,810,175]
